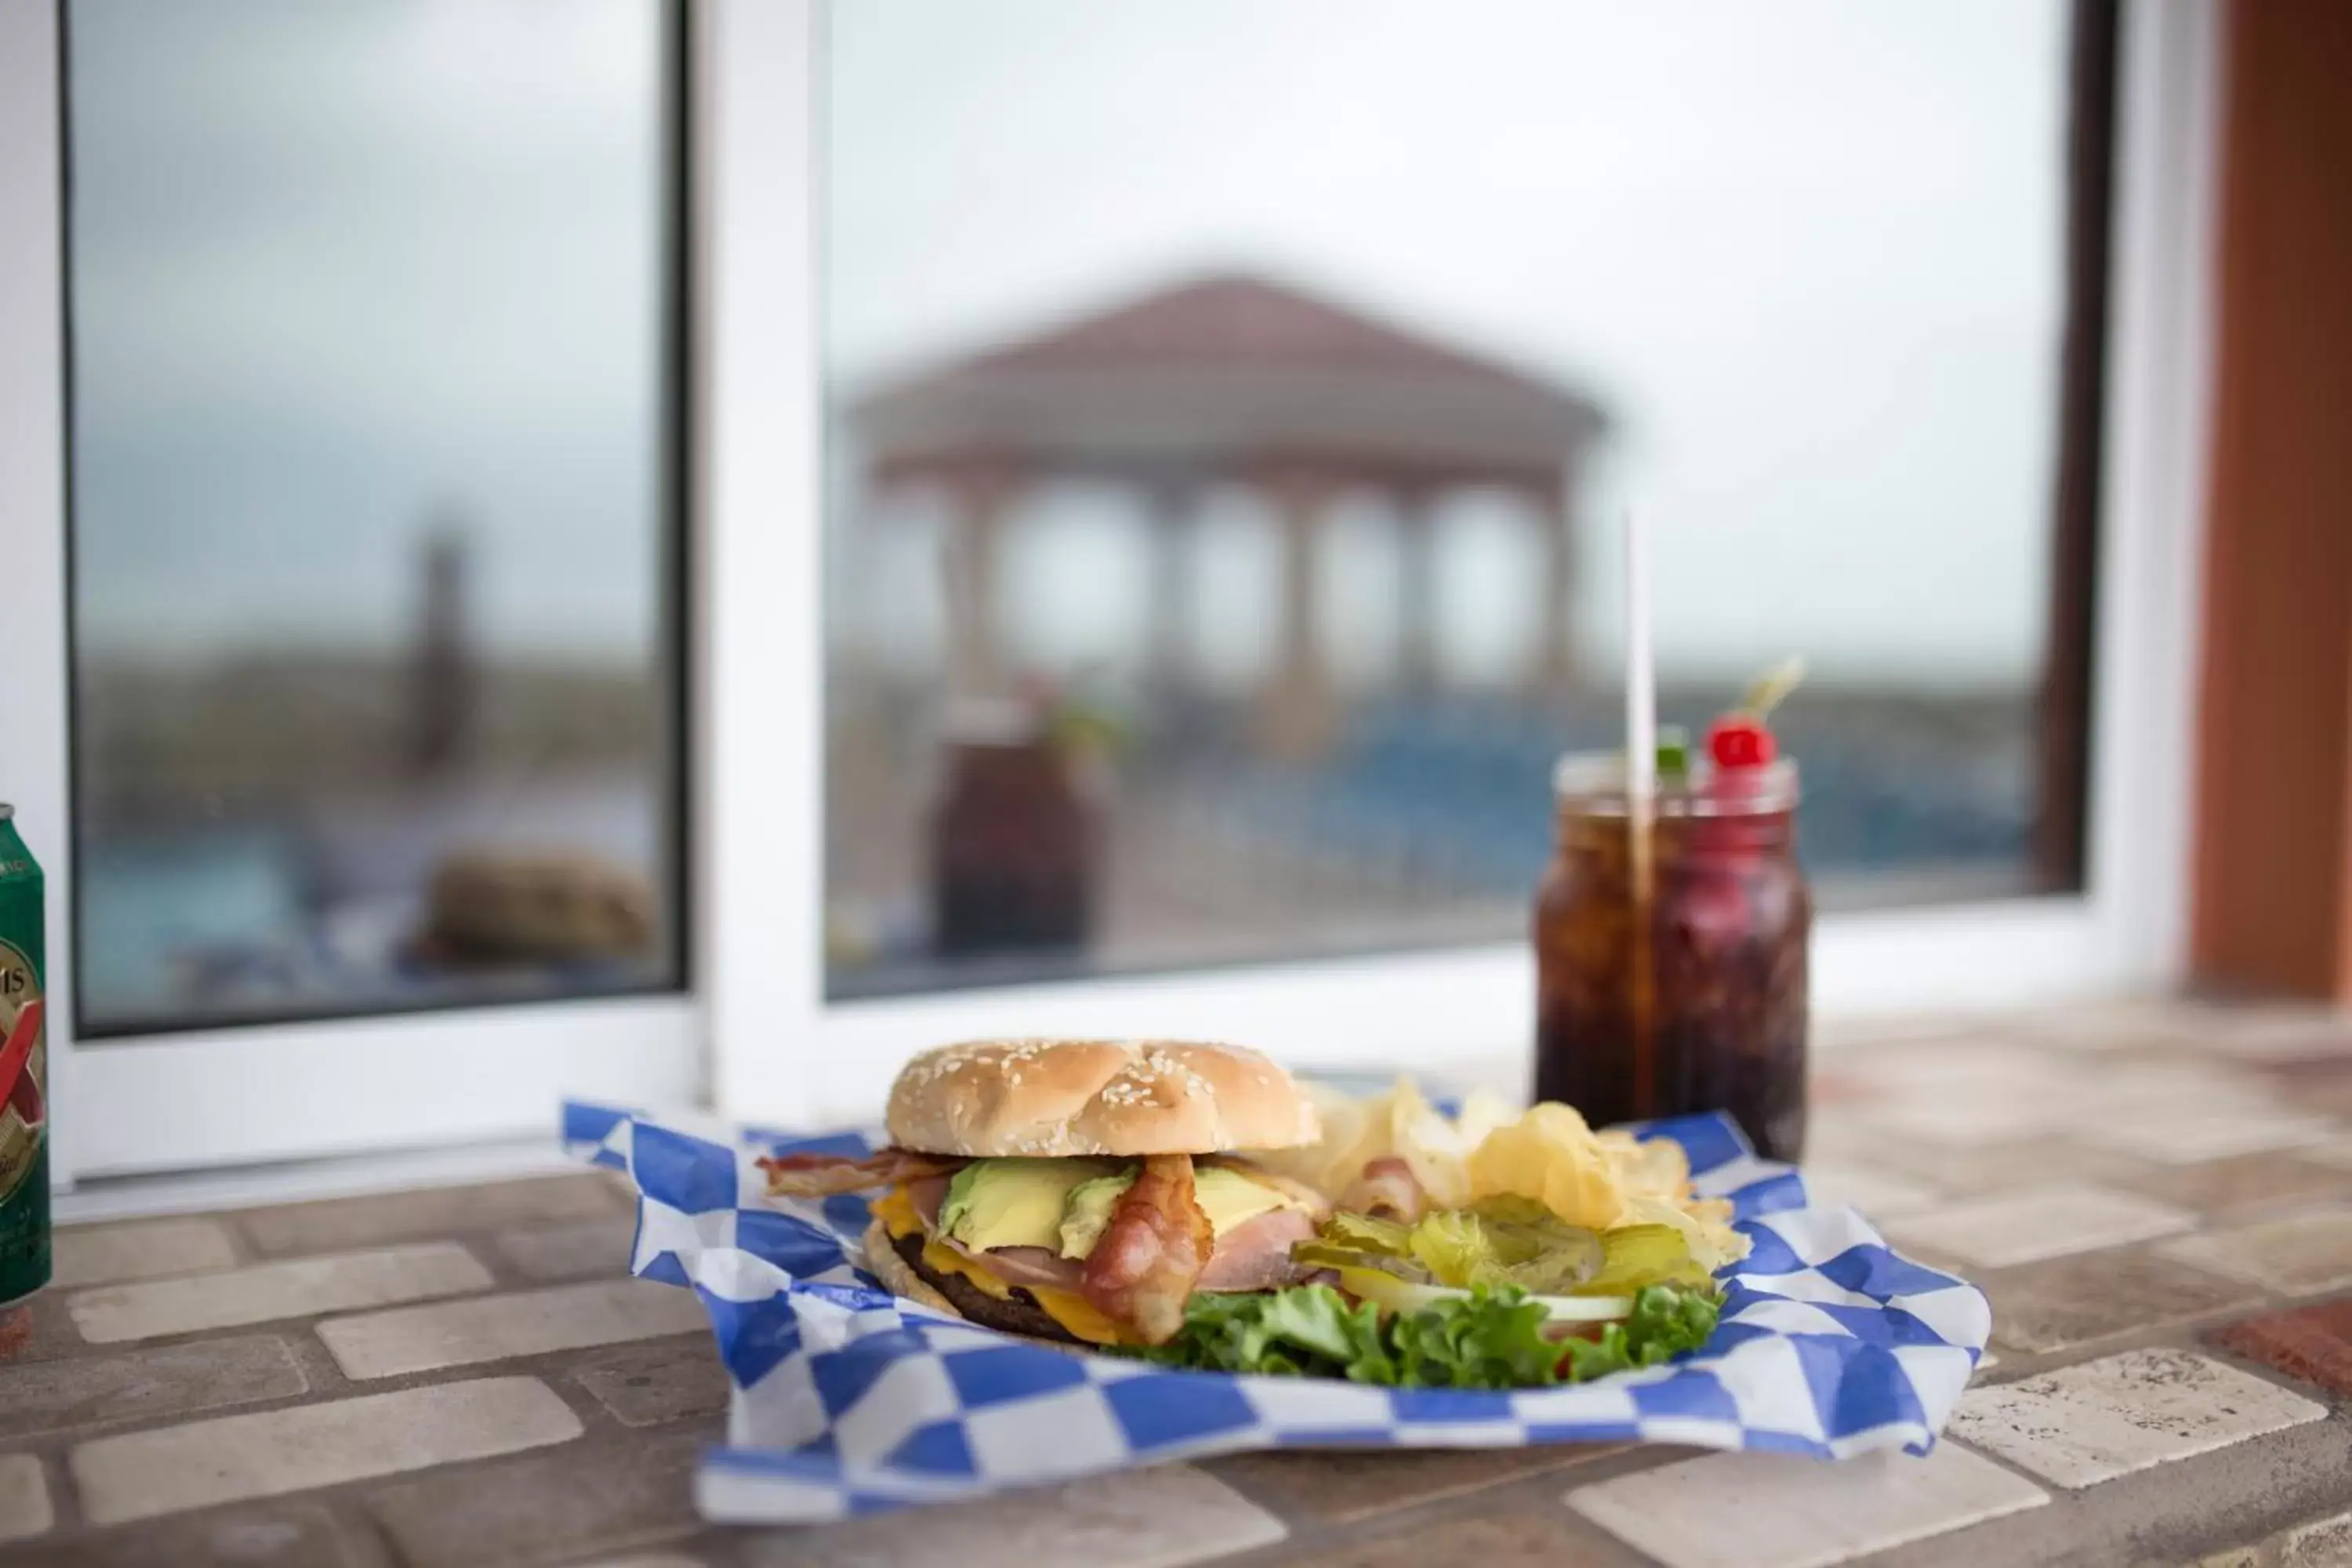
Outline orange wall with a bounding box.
[2190,0,2352,999]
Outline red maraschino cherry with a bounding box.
[1706,715,1777,769]
[1706,658,1805,771]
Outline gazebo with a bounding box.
[847,274,1609,758]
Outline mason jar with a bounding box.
[1532,753,1809,1161]
[927,700,1098,960]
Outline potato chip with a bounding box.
[1597,1128,1693,1201]
[1275,1077,1751,1270]
[1252,1077,1486,1207]
[1384,1078,1479,1209]
[1466,1102,1626,1230]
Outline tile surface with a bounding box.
[2282,1509,2352,1566]
[1274,1501,1652,1567]
[239,1172,622,1256]
[2080,1104,2339,1164]
[16,998,2352,1568]
[2270,1070,2352,1126]
[0,1333,308,1441]
[2159,1210,2352,1295]
[493,1214,637,1283]
[0,1454,51,1543]
[1835,1134,2156,1196]
[1984,1250,2262,1354]
[68,1242,492,1343]
[1797,1161,1942,1219]
[3,1502,357,1568]
[568,1336,731,1429]
[1949,1347,2326,1488]
[1566,1445,2048,1568]
[50,1218,239,1290]
[2191,1007,2352,1062]
[2294,1132,2352,1172]
[69,1376,584,1525]
[1856,1098,2077,1148]
[2209,1299,2352,1396]
[318,1277,708,1380]
[1203,1443,1621,1523]
[735,1464,1287,1568]
[1886,1184,2198,1269]
[366,1432,703,1568]
[2122,1150,2352,1217]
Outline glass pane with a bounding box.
[824,0,2082,996]
[68,0,681,1034]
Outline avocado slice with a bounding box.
[1054,1165,1301,1258]
[938,1157,1123,1251]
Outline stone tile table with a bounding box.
[5,999,2352,1566]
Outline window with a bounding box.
[821,0,2102,999]
[66,0,684,1034]
[5,0,2212,1164]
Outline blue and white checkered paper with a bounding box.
[565,1101,1987,1524]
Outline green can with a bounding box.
[0,805,47,1306]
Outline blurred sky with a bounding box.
[67,0,2067,688]
[69,0,666,663]
[828,0,2070,686]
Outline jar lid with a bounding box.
[1552,750,1798,817]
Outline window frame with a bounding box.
[2,0,703,1183]
[0,0,2225,1180]
[707,0,2225,1131]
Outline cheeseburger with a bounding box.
[758,1038,1327,1346]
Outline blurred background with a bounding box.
[66,0,681,1033]
[818,0,2082,996]
[20,0,2352,1170]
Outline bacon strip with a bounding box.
[1080,1152,1213,1345]
[756,1147,967,1198]
[1339,1155,1428,1222]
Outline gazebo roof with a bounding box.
[850,274,1607,485]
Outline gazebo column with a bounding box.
[1143,478,1198,702]
[1396,485,1443,695]
[1258,467,1342,763]
[1528,470,1577,694]
[936,459,1029,699]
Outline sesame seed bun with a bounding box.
[884,1038,1320,1158]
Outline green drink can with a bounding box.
[0,805,48,1307]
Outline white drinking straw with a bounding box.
[1623,504,1657,1112]
[1623,505,1657,815]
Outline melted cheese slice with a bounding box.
[871,1185,1127,1346]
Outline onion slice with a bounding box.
[1334,1265,1635,1323]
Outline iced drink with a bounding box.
[1534,753,1809,1161]
[928,702,1098,960]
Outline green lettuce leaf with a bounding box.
[1556,1285,1722,1381]
[1384,1285,1564,1388]
[1142,1284,1396,1382]
[1138,1280,1722,1388]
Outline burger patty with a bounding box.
[891,1230,1081,1345]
